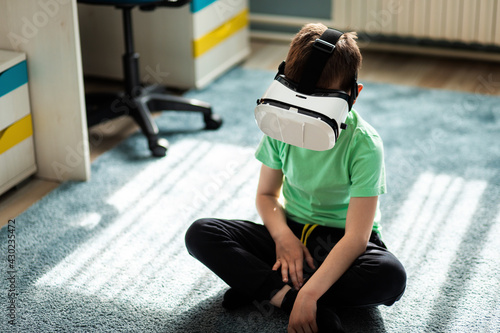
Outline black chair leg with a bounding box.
[130,102,169,157]
[137,86,223,130]
[85,5,222,157]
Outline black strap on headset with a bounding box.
[297,29,344,95]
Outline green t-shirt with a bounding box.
[254,109,386,234]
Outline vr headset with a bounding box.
[254,28,358,151]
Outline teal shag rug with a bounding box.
[1,67,500,332]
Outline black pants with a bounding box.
[185,218,406,308]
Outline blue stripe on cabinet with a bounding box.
[190,0,217,13]
[0,61,28,99]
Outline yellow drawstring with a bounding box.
[300,224,318,247]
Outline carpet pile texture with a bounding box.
[1,67,499,332]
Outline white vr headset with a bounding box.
[254,28,358,151]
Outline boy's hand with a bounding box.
[273,231,315,290]
[288,292,318,333]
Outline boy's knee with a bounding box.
[379,254,407,301]
[362,248,407,300]
[392,260,407,295]
[185,218,212,255]
[185,218,226,254]
[382,264,406,306]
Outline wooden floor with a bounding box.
[1,39,500,225]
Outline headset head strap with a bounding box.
[297,29,343,95]
[277,28,358,110]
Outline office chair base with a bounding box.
[149,137,169,157]
[138,85,223,132]
[81,1,222,157]
[204,113,223,130]
[85,85,222,157]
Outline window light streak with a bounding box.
[386,172,435,249]
[75,212,102,229]
[38,147,210,289]
[383,172,487,326]
[196,154,260,219]
[396,174,462,268]
[35,139,213,290]
[106,139,208,213]
[448,204,500,332]
[35,141,258,310]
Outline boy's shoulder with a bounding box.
[347,109,382,142]
[344,109,384,154]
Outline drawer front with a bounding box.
[193,7,248,58]
[0,84,31,130]
[0,137,36,195]
[0,114,33,156]
[192,0,248,39]
[0,60,28,99]
[0,60,30,130]
[190,0,217,13]
[194,27,250,88]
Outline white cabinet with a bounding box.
[0,50,36,195]
[78,0,250,89]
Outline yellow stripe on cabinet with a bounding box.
[193,8,248,58]
[0,114,33,155]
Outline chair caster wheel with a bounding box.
[149,138,169,157]
[204,113,223,130]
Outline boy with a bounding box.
[185,23,406,333]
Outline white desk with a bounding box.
[77,1,250,89]
[0,0,249,184]
[0,0,90,182]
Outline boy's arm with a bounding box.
[299,195,377,298]
[288,196,378,330]
[256,164,315,289]
[255,164,288,239]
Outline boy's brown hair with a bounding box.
[285,23,362,93]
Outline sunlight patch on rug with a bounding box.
[382,172,488,329]
[34,139,261,310]
[448,204,500,332]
